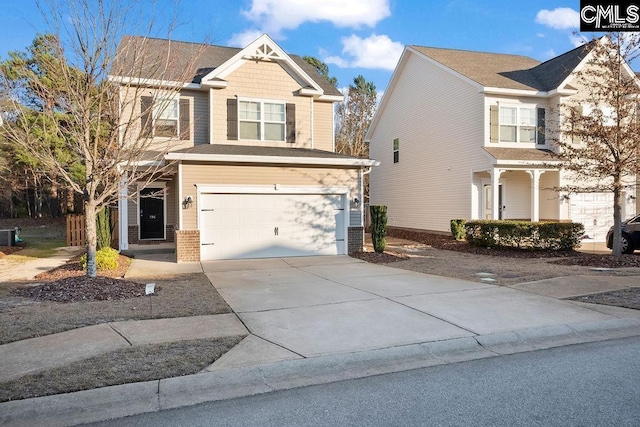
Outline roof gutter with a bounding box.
[164,152,379,167]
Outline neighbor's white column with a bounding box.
[491,168,501,220]
[529,170,541,222]
[118,175,129,251]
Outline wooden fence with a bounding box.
[66,208,119,247]
[66,214,85,246]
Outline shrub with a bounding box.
[96,208,111,250]
[80,247,119,271]
[370,205,388,253]
[450,219,466,241]
[465,220,584,251]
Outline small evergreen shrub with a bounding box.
[465,220,584,251]
[81,247,120,271]
[370,205,388,253]
[96,208,111,250]
[450,219,466,241]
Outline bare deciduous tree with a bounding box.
[552,34,640,256]
[0,0,204,276]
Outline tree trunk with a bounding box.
[612,182,623,257]
[85,202,98,278]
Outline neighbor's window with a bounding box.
[239,100,285,141]
[153,98,179,137]
[393,138,399,163]
[499,106,536,143]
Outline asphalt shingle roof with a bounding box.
[411,42,594,91]
[483,147,557,162]
[111,36,341,96]
[170,144,365,160]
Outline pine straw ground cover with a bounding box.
[353,229,640,310]
[0,254,242,402]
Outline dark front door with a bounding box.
[140,188,164,239]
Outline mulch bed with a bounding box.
[568,288,640,310]
[12,277,151,303]
[352,251,410,263]
[385,228,640,268]
[34,254,132,281]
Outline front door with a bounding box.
[483,184,504,220]
[140,188,164,239]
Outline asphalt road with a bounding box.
[89,336,640,427]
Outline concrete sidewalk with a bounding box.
[0,246,84,282]
[1,255,639,426]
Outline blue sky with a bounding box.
[0,0,590,94]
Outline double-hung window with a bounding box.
[153,98,179,137]
[498,106,536,143]
[239,100,285,141]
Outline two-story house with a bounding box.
[367,42,637,242]
[110,34,375,262]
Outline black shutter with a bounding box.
[227,98,238,140]
[489,105,498,143]
[179,98,190,140]
[537,108,545,145]
[286,103,296,143]
[141,96,153,138]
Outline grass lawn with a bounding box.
[0,336,245,403]
[0,273,233,344]
[0,219,67,260]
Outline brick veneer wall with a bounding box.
[348,226,364,254]
[175,230,200,263]
[128,226,139,244]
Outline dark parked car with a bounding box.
[606,214,640,254]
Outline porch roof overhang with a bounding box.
[482,147,562,167]
[164,144,379,167]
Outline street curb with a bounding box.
[2,319,640,426]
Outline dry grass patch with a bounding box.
[0,336,245,402]
[0,273,232,344]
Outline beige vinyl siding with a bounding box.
[180,162,358,230]
[540,171,560,220]
[119,86,206,151]
[501,171,531,219]
[211,60,313,148]
[180,89,209,146]
[369,52,485,232]
[313,101,335,151]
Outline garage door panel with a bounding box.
[199,192,345,260]
[571,192,613,242]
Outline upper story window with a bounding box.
[153,98,179,137]
[239,100,285,141]
[499,106,535,143]
[490,105,544,145]
[140,95,190,141]
[393,138,399,163]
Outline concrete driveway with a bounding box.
[202,256,627,364]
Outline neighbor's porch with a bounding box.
[472,168,563,222]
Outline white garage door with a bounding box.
[199,193,346,260]
[570,193,613,242]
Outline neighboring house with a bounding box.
[367,43,637,242]
[110,34,375,262]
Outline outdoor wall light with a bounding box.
[182,196,193,209]
[353,197,360,207]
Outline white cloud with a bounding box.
[228,29,264,47]
[326,34,403,70]
[535,7,580,30]
[242,0,391,36]
[543,48,556,59]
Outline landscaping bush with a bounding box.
[370,205,388,253]
[450,219,466,241]
[80,247,120,271]
[96,208,111,251]
[465,220,584,251]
